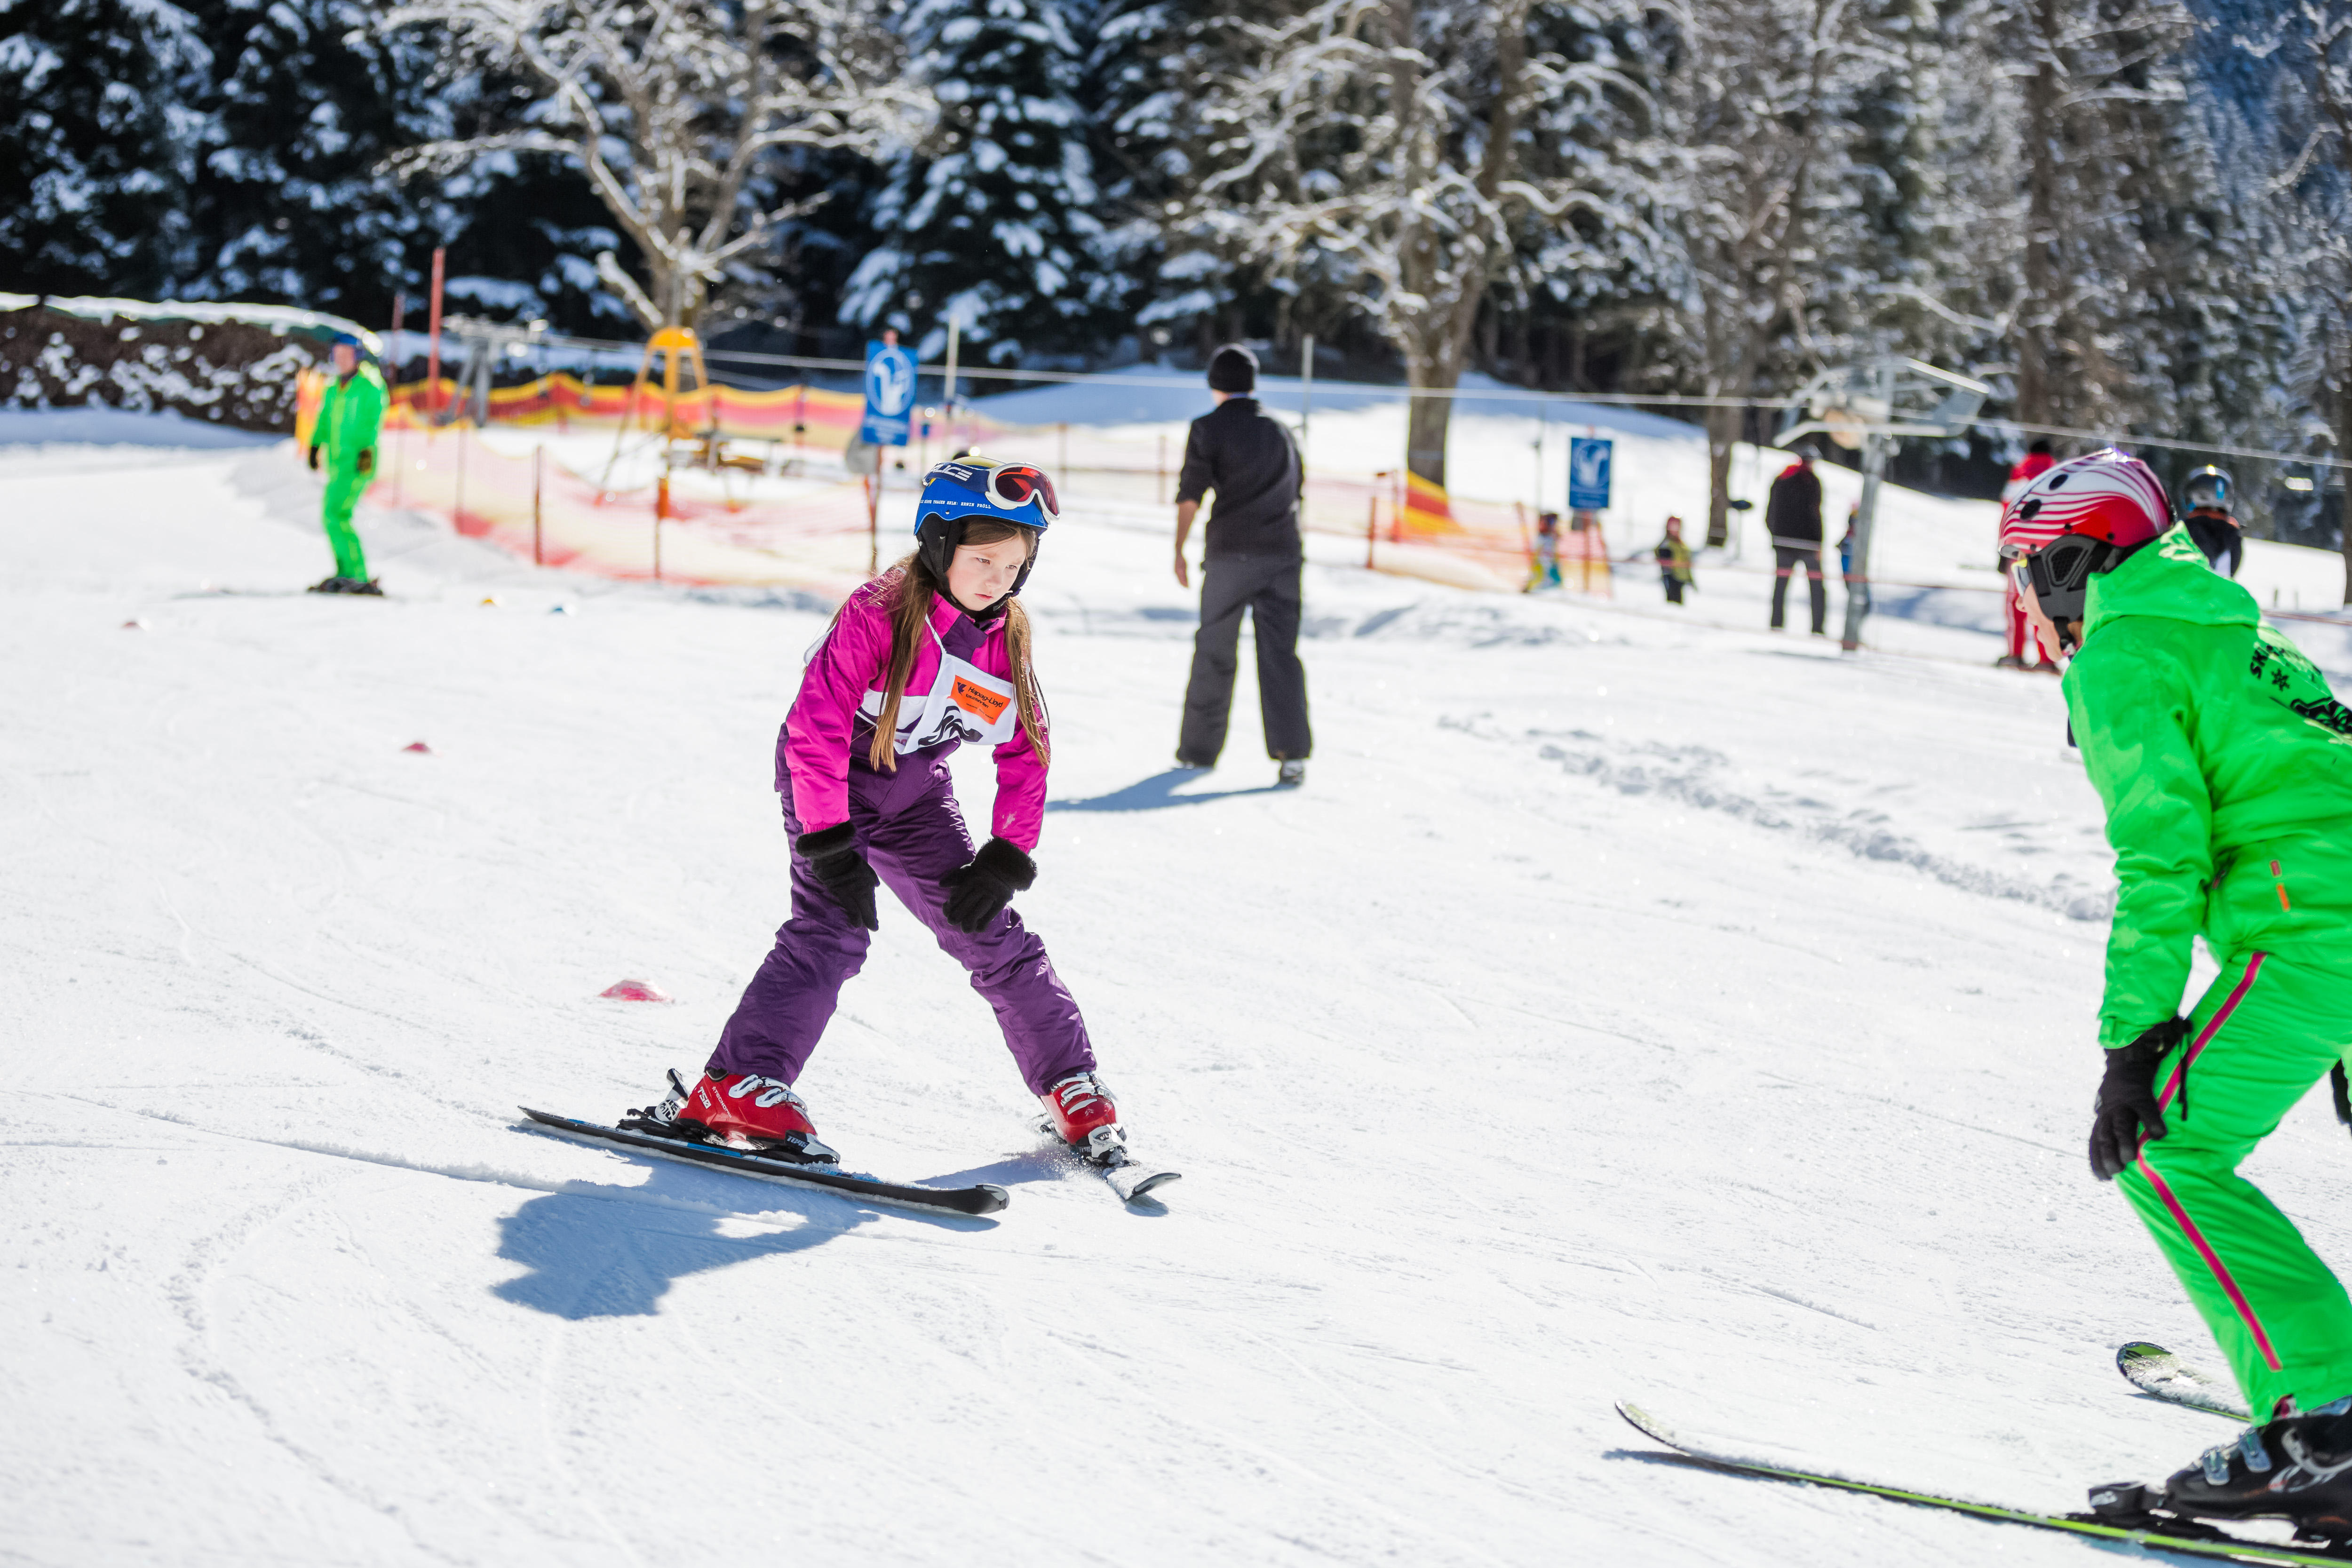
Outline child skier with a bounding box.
[306,333,386,595]
[1654,516,1693,604]
[664,457,1126,1164]
[2002,448,2352,1536]
[1528,510,1563,590]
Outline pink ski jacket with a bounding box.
[779,574,1049,850]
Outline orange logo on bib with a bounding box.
[951,676,1012,724]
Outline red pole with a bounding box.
[533,444,544,565]
[1366,496,1377,570]
[425,247,446,421]
[655,460,668,581]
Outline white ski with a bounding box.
[2118,1341,2251,1422]
[1033,1116,1181,1203]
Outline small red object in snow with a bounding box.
[599,979,672,1002]
[121,619,145,630]
[402,741,433,754]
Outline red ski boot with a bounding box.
[673,1068,838,1163]
[1041,1072,1122,1157]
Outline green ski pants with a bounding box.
[2118,949,2352,1419]
[322,460,371,581]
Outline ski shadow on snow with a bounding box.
[490,1162,980,1319]
[1048,768,1288,813]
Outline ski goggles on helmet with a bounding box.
[921,458,1059,526]
[984,463,1058,521]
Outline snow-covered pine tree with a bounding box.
[843,0,1112,364]
[171,0,452,320]
[2194,0,2352,588]
[0,0,208,295]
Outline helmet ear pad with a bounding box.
[2025,532,2126,624]
[916,512,962,583]
[914,512,1040,605]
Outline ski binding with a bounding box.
[519,1072,1008,1218]
[1036,1116,1181,1203]
[1619,1399,2352,1565]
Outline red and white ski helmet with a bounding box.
[1997,447,2171,562]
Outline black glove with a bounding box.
[2332,1062,2351,1135]
[795,822,877,931]
[938,837,1036,935]
[307,443,321,471]
[2089,1018,2187,1181]
[356,447,373,475]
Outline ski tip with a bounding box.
[972,1184,1012,1215]
[2116,1340,2171,1372]
[1123,1170,1181,1202]
[1616,1401,1671,1445]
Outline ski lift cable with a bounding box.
[516,329,2352,476]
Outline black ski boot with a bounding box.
[307,576,353,594]
[2161,1398,2352,1540]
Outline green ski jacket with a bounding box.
[2063,526,2352,1046]
[316,363,386,462]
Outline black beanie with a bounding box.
[1208,344,1257,394]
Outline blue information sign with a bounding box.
[859,340,917,446]
[1568,437,1613,511]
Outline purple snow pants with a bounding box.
[709,756,1095,1096]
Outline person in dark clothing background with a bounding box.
[1173,344,1312,786]
[1764,447,1827,634]
[2180,465,2244,578]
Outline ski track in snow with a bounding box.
[13,427,2352,1566]
[1460,717,2117,922]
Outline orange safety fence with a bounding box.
[304,368,1597,597]
[361,418,879,592]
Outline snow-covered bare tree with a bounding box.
[1987,0,2197,428]
[381,0,928,328]
[1637,0,1886,544]
[1180,0,1642,488]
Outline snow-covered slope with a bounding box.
[8,423,2352,1566]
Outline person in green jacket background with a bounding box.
[2005,447,2352,1535]
[308,333,385,595]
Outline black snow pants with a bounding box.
[1179,552,1312,764]
[1771,546,1827,633]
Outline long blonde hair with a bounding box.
[847,518,1049,772]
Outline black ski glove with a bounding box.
[307,443,321,471]
[2089,1018,2187,1181]
[2333,1062,2352,1138]
[795,822,877,931]
[938,837,1035,935]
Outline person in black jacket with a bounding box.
[1172,345,1311,786]
[1764,448,1827,634]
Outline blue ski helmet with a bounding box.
[913,455,1059,595]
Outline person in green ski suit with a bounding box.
[2006,447,2352,1532]
[307,334,385,594]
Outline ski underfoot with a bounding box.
[2120,1341,2253,1421]
[1616,1400,2352,1566]
[517,1107,1009,1217]
[1033,1116,1180,1203]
